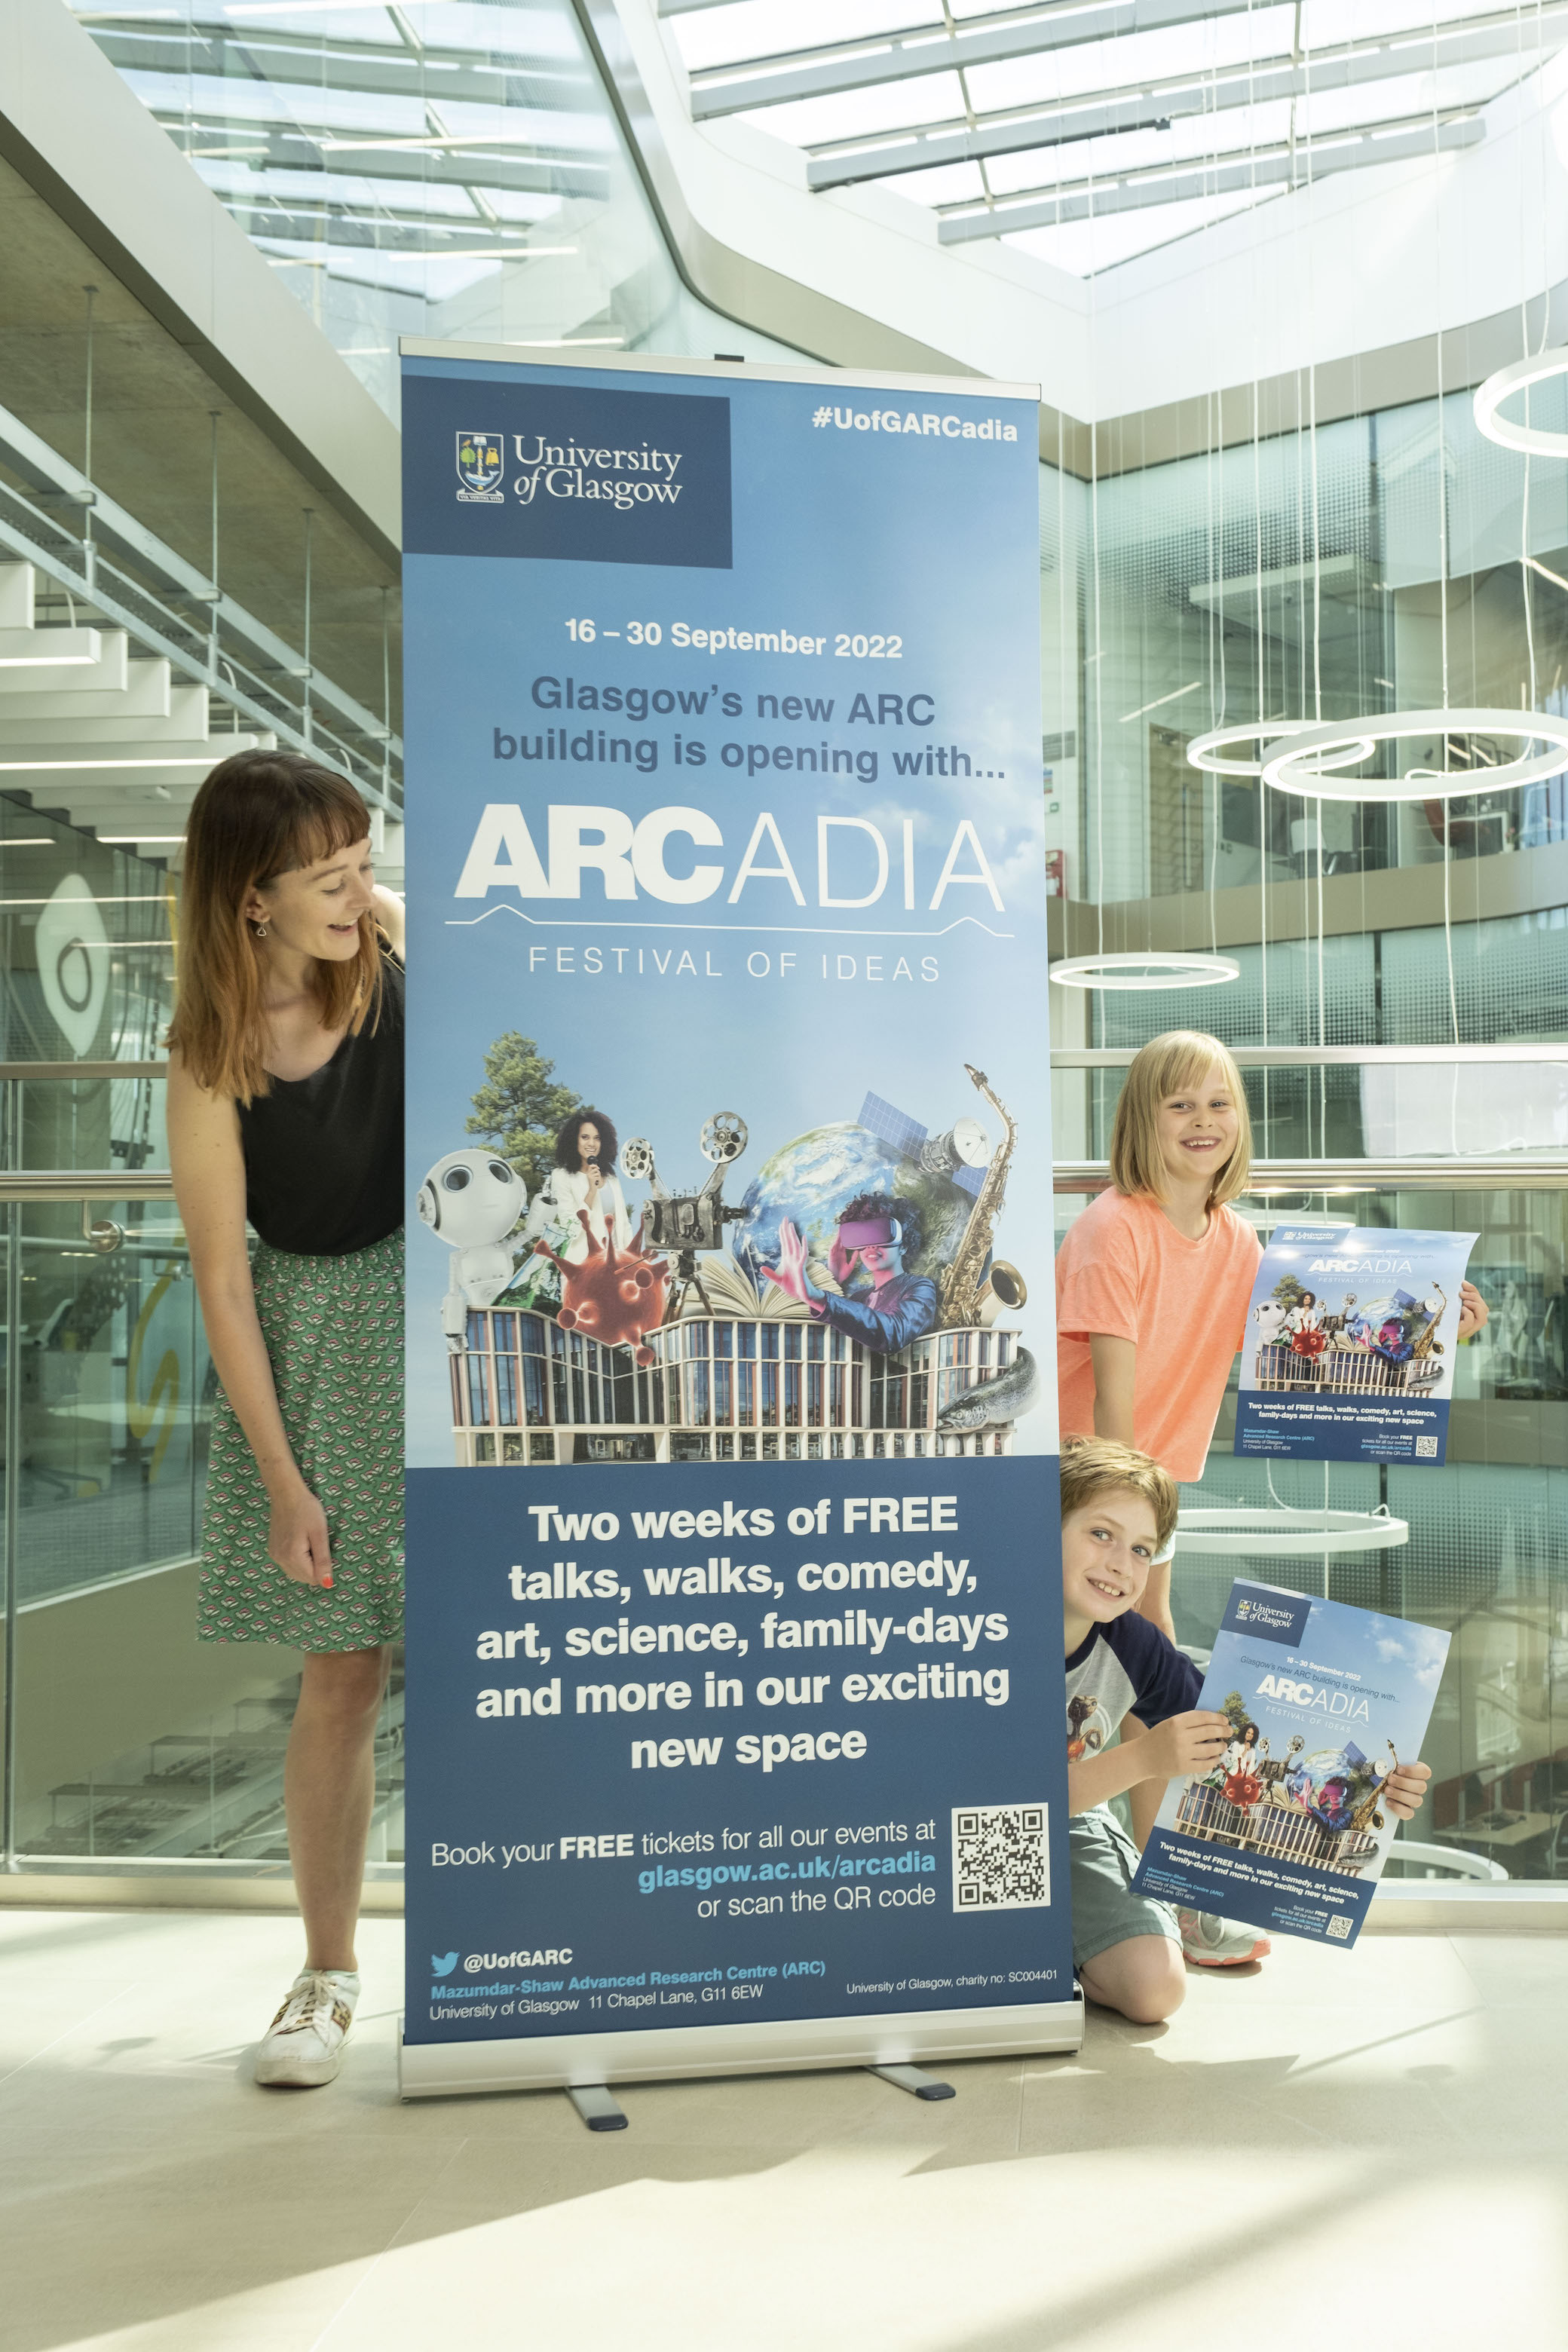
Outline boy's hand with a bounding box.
[1457,1281,1488,1339]
[1144,1710,1233,1782]
[1381,1760,1432,1821]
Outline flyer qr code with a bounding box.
[951,1804,1050,1913]
[1416,1435,1438,1459]
[1325,1914,1352,1941]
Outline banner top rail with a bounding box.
[397,337,1041,405]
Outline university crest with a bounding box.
[455,430,504,503]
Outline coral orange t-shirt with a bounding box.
[1055,1190,1261,1481]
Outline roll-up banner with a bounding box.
[397,344,1079,2099]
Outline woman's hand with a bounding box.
[762,1218,813,1303]
[1142,1709,1234,1782]
[583,1161,605,1208]
[1380,1760,1432,1821]
[1457,1281,1489,1340]
[268,1480,335,1588]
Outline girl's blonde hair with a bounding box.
[1108,1030,1252,1206]
[168,749,383,1104]
[1059,1438,1179,1554]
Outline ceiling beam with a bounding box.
[84,23,586,107]
[689,0,1260,121]
[808,10,1565,188]
[157,122,609,204]
[936,114,1484,240]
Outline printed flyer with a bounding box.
[1235,1223,1478,1463]
[1132,1579,1450,1947]
[397,346,1077,2094]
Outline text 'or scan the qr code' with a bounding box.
[951,1803,1050,1913]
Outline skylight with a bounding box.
[661,0,1567,274]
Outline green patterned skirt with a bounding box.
[198,1229,404,1652]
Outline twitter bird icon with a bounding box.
[431,1951,459,1977]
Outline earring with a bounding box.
[253,920,269,939]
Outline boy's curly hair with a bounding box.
[1059,1438,1178,1554]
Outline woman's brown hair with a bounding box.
[168,749,383,1104]
[1108,1030,1253,1207]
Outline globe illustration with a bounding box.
[732,1121,974,1299]
[1293,1743,1371,1833]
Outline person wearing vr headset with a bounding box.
[764,1190,937,1354]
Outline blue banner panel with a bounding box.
[403,1459,1070,2041]
[399,349,1070,2084]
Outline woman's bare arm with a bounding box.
[167,1052,333,1585]
[372,884,405,959]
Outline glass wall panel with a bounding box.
[1049,376,1568,910]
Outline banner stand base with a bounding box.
[399,1995,1085,2102]
[566,2083,629,2133]
[869,2063,955,2101]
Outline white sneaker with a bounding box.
[254,1969,360,2087]
[1177,1910,1272,1968]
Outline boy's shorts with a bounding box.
[1068,1806,1181,1968]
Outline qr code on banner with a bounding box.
[951,1805,1050,1913]
[1416,1435,1438,1459]
[1325,1914,1353,1941]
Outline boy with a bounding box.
[1060,1439,1432,2024]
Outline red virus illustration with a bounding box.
[1223,1770,1263,1809]
[531,1212,669,1365]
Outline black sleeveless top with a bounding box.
[238,962,404,1256]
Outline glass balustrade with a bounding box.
[0,1092,403,1879]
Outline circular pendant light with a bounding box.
[1187,718,1377,779]
[1257,708,1568,801]
[1472,348,1568,458]
[1049,950,1240,990]
[1173,1506,1409,1557]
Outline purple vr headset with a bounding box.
[838,1216,901,1250]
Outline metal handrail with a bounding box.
[9,1049,1563,1080]
[4,1162,1566,1203]
[0,1171,175,1202]
[1054,1158,1568,1192]
[1054,1043,1568,1068]
[0,1063,166,1080]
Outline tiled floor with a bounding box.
[2,1908,1565,2350]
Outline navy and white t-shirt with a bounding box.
[1064,1612,1201,1762]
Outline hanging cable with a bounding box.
[1429,0,1461,1080]
[81,285,97,584]
[209,410,221,683]
[302,507,315,751]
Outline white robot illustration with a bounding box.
[1251,1295,1289,1380]
[417,1149,528,1352]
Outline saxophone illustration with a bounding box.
[937,1064,1019,1329]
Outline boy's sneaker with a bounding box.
[254,1968,360,2087]
[1177,1910,1271,1968]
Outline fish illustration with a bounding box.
[936,1345,1040,1431]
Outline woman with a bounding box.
[168,749,404,2089]
[528,1108,631,1263]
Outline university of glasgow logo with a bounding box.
[455,430,504,504]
